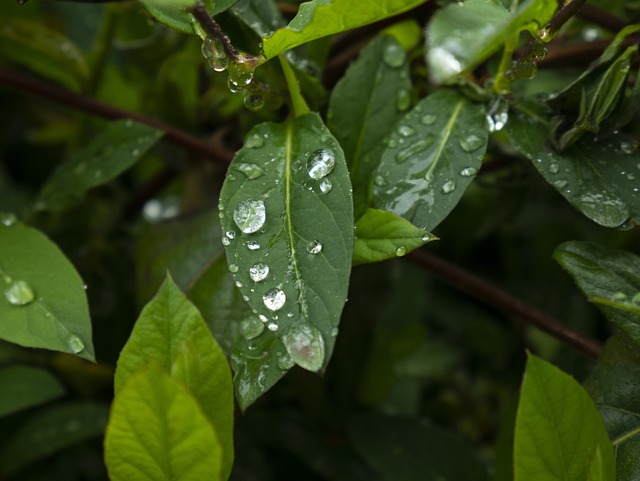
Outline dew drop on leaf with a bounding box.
[620,140,638,154]
[263,288,286,311]
[67,334,85,354]
[1,213,16,227]
[549,162,560,174]
[245,133,264,149]
[277,352,295,370]
[307,149,336,179]
[235,163,265,179]
[229,263,239,273]
[460,167,478,177]
[397,125,415,137]
[383,42,406,68]
[233,199,266,233]
[249,263,269,282]
[307,240,322,254]
[246,241,261,250]
[226,230,236,240]
[319,178,332,194]
[441,180,456,194]
[396,89,411,111]
[421,114,437,125]
[4,280,35,306]
[395,137,435,163]
[222,236,230,246]
[612,292,627,302]
[267,322,278,331]
[282,322,325,372]
[395,246,407,257]
[459,135,483,152]
[240,317,264,340]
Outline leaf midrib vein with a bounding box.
[425,99,464,180]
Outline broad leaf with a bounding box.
[219,113,353,373]
[585,335,640,481]
[105,365,223,481]
[231,0,286,38]
[262,0,429,59]
[37,120,163,212]
[350,413,489,481]
[115,276,234,478]
[328,35,412,218]
[514,355,615,481]
[0,217,94,361]
[140,0,236,35]
[0,365,64,417]
[353,208,436,265]
[372,89,488,231]
[0,402,108,477]
[554,241,640,344]
[507,101,640,228]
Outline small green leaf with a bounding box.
[37,120,163,212]
[0,365,65,417]
[105,365,223,481]
[140,0,235,35]
[328,35,412,218]
[353,209,436,265]
[0,402,108,477]
[514,355,615,481]
[219,113,353,373]
[0,218,94,361]
[262,0,429,59]
[554,241,640,344]
[115,275,234,478]
[372,89,488,230]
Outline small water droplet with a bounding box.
[627,173,636,181]
[233,199,266,233]
[620,140,638,154]
[486,98,509,132]
[459,135,484,153]
[330,327,339,337]
[395,246,407,257]
[229,263,239,273]
[441,180,456,194]
[395,136,435,163]
[249,263,269,282]
[267,322,278,331]
[397,89,411,111]
[383,42,406,68]
[397,125,415,137]
[307,240,322,254]
[226,230,236,240]
[460,167,478,177]
[235,280,243,288]
[245,133,264,149]
[374,175,387,186]
[421,114,437,125]
[1,213,17,227]
[4,280,35,306]
[319,178,332,194]
[240,317,264,340]
[67,334,84,354]
[549,162,560,174]
[263,288,286,311]
[244,92,264,111]
[612,292,627,302]
[235,163,265,180]
[277,353,295,370]
[259,314,268,323]
[307,149,336,179]
[246,241,261,250]
[222,236,230,246]
[538,27,552,42]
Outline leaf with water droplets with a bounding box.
[507,100,640,228]
[262,0,429,59]
[372,89,488,231]
[328,35,412,218]
[37,119,163,212]
[139,0,236,35]
[554,241,640,346]
[219,113,354,373]
[0,218,94,361]
[353,209,436,265]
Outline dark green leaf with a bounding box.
[0,217,94,361]
[105,365,223,481]
[328,35,412,218]
[231,0,286,38]
[0,365,65,417]
[219,113,353,373]
[0,402,108,477]
[353,208,436,265]
[37,120,163,212]
[262,0,429,59]
[507,101,640,228]
[350,413,489,481]
[140,0,235,35]
[372,89,488,231]
[554,241,640,345]
[115,276,234,478]
[514,355,615,481]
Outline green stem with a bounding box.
[279,55,310,117]
[494,34,518,94]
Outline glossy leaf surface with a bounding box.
[0,365,64,417]
[514,355,615,481]
[140,0,236,34]
[105,365,223,481]
[230,0,285,38]
[219,113,353,372]
[372,89,488,230]
[554,241,640,344]
[262,0,428,59]
[328,35,412,218]
[0,218,94,360]
[37,120,163,212]
[507,102,640,228]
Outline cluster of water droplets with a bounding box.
[486,97,509,132]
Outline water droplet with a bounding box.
[67,334,84,354]
[396,89,411,111]
[4,280,35,306]
[226,230,236,240]
[511,61,537,80]
[395,136,435,163]
[374,175,387,186]
[235,281,243,288]
[459,135,484,153]
[245,133,264,149]
[240,317,264,340]
[421,114,437,125]
[246,241,261,250]
[228,53,256,91]
[531,40,548,60]
[229,263,239,273]
[235,163,265,180]
[233,199,266,233]
[397,125,415,137]
[395,246,407,256]
[307,149,336,179]
[222,236,230,246]
[277,353,295,370]
[538,27,552,42]
[549,162,560,174]
[612,292,627,302]
[427,46,462,84]
[1,213,17,227]
[627,173,636,181]
[319,178,332,194]
[244,92,264,111]
[263,288,286,311]
[259,314,268,323]
[421,232,435,242]
[208,56,229,72]
[383,42,406,68]
[307,240,322,254]
[460,167,478,177]
[249,263,269,282]
[282,322,325,372]
[486,98,509,132]
[330,327,339,337]
[267,322,278,331]
[441,180,456,194]
[621,140,638,154]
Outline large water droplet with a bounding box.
[395,246,407,256]
[319,178,332,194]
[245,133,264,149]
[307,240,322,254]
[383,42,406,68]
[235,163,265,179]
[250,263,269,282]
[441,180,456,194]
[1,213,17,227]
[244,92,264,111]
[427,46,462,84]
[460,167,478,177]
[282,322,325,372]
[459,135,483,153]
[228,53,256,91]
[307,149,336,179]
[233,199,266,233]
[4,280,35,306]
[67,334,85,354]
[201,38,228,72]
[240,317,264,340]
[395,136,435,163]
[421,114,437,125]
[397,125,415,137]
[263,288,286,311]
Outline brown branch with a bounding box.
[191,0,239,61]
[545,0,589,39]
[408,249,603,359]
[576,4,628,32]
[0,69,233,166]
[538,37,637,68]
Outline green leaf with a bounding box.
[140,0,235,35]
[0,365,65,417]
[0,402,109,477]
[115,276,234,478]
[105,364,223,481]
[514,355,615,481]
[262,0,429,59]
[554,241,640,344]
[328,35,412,218]
[219,113,353,373]
[230,0,286,38]
[37,120,163,212]
[372,89,488,231]
[349,413,489,481]
[426,0,555,84]
[353,209,436,265]
[0,18,88,91]
[507,101,639,228]
[584,335,640,481]
[0,217,94,361]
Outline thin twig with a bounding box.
[576,4,628,32]
[545,0,589,38]
[0,69,233,166]
[408,249,603,359]
[191,0,239,61]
